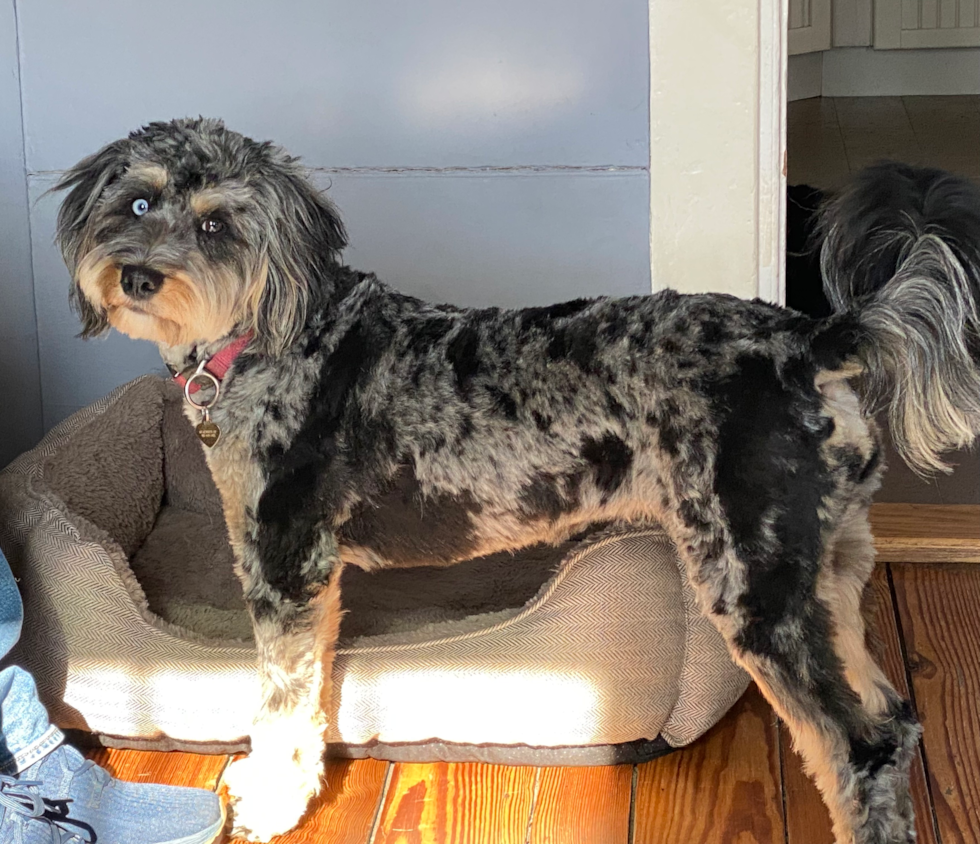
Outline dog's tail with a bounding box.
[818,161,980,474]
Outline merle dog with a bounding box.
[55,119,980,842]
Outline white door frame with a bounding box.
[759,0,790,305]
[649,0,788,305]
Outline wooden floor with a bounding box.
[84,504,980,844]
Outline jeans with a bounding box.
[0,550,63,775]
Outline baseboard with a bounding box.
[870,504,980,563]
[788,53,823,101]
[822,46,980,96]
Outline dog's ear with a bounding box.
[252,164,348,356]
[53,141,129,338]
[54,140,129,273]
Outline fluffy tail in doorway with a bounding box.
[817,160,980,474]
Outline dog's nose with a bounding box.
[120,265,164,300]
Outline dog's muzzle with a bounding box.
[120,265,164,300]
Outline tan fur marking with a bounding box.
[125,162,168,191]
[153,271,239,343]
[789,718,856,844]
[815,362,865,389]
[77,252,118,305]
[312,568,344,715]
[819,511,893,717]
[201,433,261,577]
[242,259,270,331]
[76,246,241,346]
[190,184,254,216]
[820,377,876,458]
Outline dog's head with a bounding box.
[55,118,347,354]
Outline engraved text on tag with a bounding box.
[196,420,221,447]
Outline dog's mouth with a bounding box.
[111,299,150,316]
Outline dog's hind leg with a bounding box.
[670,505,919,844]
[222,559,344,842]
[819,506,901,721]
[814,504,921,841]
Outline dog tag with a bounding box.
[197,420,220,447]
[196,411,221,447]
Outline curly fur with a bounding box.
[56,120,980,843]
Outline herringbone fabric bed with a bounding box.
[0,377,749,761]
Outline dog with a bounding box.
[786,182,832,318]
[54,118,980,844]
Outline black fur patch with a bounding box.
[407,316,454,354]
[848,700,917,776]
[519,298,593,330]
[339,466,481,566]
[447,324,482,388]
[850,734,900,777]
[859,446,882,484]
[547,319,600,372]
[600,309,629,342]
[646,398,685,457]
[606,392,629,421]
[580,433,633,499]
[486,385,519,419]
[712,354,832,636]
[256,317,394,601]
[518,474,568,521]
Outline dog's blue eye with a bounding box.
[132,198,150,216]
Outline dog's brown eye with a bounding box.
[201,218,224,235]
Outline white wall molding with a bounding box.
[822,46,980,95]
[788,46,980,99]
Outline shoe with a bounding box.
[0,744,224,844]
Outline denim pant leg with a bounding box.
[0,550,63,774]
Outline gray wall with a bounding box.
[1,0,649,467]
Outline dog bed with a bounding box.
[0,376,748,763]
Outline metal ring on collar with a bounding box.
[184,368,221,410]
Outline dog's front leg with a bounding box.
[223,563,343,842]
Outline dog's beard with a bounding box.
[76,250,245,347]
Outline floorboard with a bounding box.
[871,504,980,563]
[632,687,785,844]
[893,564,980,844]
[526,765,632,844]
[371,761,538,844]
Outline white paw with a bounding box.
[223,746,322,841]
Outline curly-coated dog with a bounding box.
[55,119,980,843]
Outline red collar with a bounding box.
[172,332,253,395]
